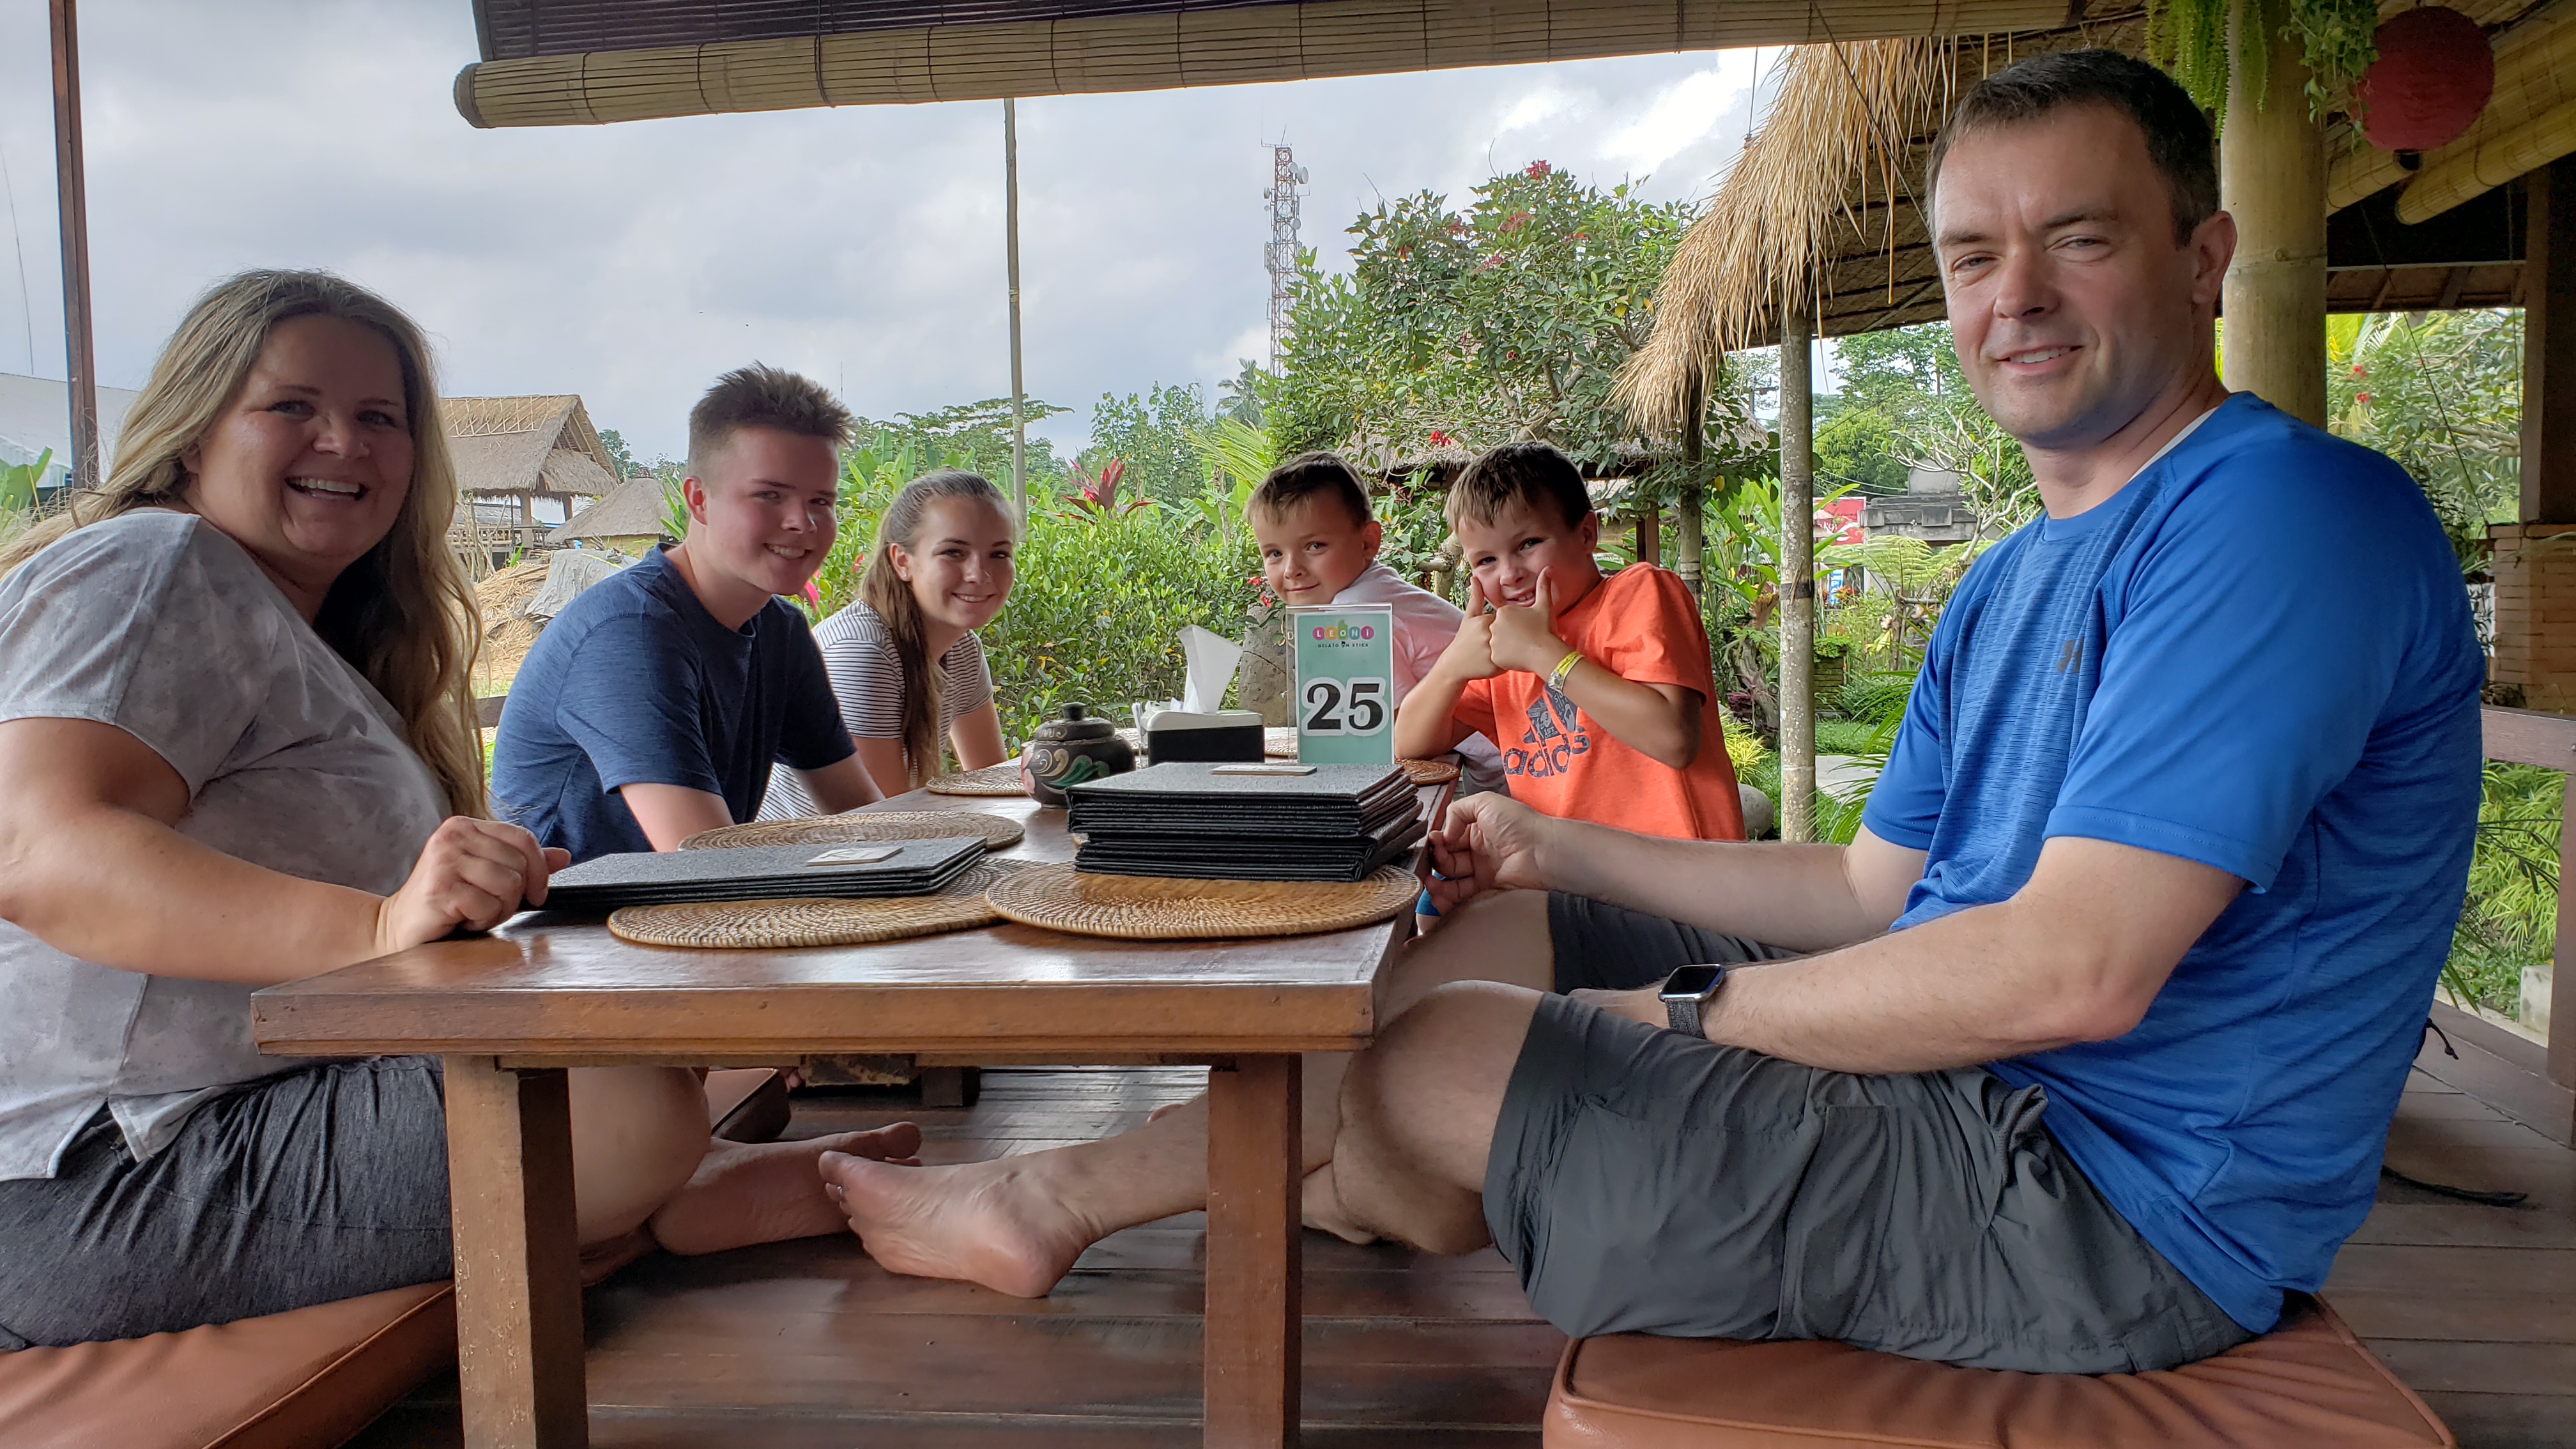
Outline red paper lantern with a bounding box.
[2355,6,2495,155]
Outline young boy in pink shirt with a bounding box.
[1246,453,1504,792]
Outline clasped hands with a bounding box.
[1441,569,1576,682]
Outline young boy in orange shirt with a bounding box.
[1248,452,1505,792]
[1393,440,1744,841]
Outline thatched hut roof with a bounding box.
[1618,0,2562,437]
[548,475,672,546]
[443,394,622,502]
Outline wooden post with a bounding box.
[443,1057,587,1449]
[49,0,99,492]
[1633,503,1660,565]
[2524,157,2576,525]
[1675,367,1706,597]
[1204,1055,1301,1448]
[1779,305,1816,843]
[1004,98,1027,522]
[2218,13,2327,425]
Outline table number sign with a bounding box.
[1289,603,1395,767]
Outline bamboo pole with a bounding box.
[2218,13,2327,425]
[49,0,98,492]
[2400,95,2576,224]
[1779,305,1816,843]
[1675,366,1706,597]
[1004,98,1027,521]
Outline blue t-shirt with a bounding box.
[491,549,855,861]
[1860,394,2481,1333]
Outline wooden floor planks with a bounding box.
[356,1050,2576,1448]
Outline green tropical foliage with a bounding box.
[1085,383,1216,507]
[2327,310,2521,575]
[2444,763,2559,1019]
[0,448,48,516]
[851,397,1073,491]
[1263,160,1739,472]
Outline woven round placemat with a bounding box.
[1399,757,1460,786]
[985,862,1418,940]
[677,811,1024,852]
[1264,727,1299,758]
[607,859,1032,949]
[924,763,1028,796]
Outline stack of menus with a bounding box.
[1065,762,1421,882]
[541,838,987,912]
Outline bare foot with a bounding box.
[820,1152,1100,1298]
[1300,1160,1379,1245]
[649,1123,922,1256]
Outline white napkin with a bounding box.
[1180,625,1245,714]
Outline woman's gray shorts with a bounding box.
[0,1057,452,1348]
[1480,893,2257,1374]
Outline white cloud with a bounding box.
[0,1,1763,460]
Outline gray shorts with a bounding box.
[0,1057,453,1347]
[1481,893,2256,1373]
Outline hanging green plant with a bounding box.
[2146,0,2380,119]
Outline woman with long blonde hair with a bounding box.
[0,270,915,1347]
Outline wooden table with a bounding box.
[250,789,1417,1449]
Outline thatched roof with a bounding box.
[1618,0,2561,436]
[548,475,672,545]
[443,394,621,500]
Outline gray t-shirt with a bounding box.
[0,511,447,1179]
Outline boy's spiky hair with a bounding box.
[1447,441,1593,531]
[687,363,854,475]
[1248,452,1374,530]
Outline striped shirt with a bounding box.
[757,601,994,819]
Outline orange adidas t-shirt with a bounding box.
[1453,564,1745,841]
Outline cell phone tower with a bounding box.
[1262,144,1307,372]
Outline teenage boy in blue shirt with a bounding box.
[494,366,882,861]
[816,52,2480,1374]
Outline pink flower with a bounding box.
[1526,160,1551,177]
[800,579,821,606]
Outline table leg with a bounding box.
[1204,1054,1302,1448]
[443,1055,587,1449]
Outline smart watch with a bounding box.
[1658,963,1728,1036]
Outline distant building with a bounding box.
[1859,466,1976,545]
[0,372,141,499]
[444,394,623,571]
[546,474,673,558]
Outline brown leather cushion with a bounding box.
[0,1282,454,1449]
[0,1070,756,1448]
[1544,1295,2455,1448]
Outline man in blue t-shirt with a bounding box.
[811,52,2480,1374]
[494,366,882,861]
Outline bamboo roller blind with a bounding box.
[454,0,2073,126]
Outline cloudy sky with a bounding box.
[0,0,1774,463]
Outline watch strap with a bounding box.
[1664,995,1703,1035]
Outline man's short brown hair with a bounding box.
[1249,452,1374,530]
[1925,49,2218,245]
[687,364,854,475]
[1448,441,1594,532]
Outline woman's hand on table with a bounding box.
[374,816,567,956]
[1426,792,1556,912]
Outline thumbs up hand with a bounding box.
[1489,567,1571,676]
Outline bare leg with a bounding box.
[1328,981,1538,1254]
[824,891,1557,1293]
[560,1065,922,1255]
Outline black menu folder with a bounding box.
[541,837,986,912]
[1065,762,1423,882]
[1066,763,1413,836]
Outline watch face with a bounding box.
[1660,963,1725,1000]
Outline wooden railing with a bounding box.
[2478,705,2576,1140]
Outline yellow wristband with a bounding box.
[1545,648,1583,692]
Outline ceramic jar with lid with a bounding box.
[1018,702,1136,806]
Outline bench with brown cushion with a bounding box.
[0,1068,786,1449]
[1543,1294,2455,1448]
